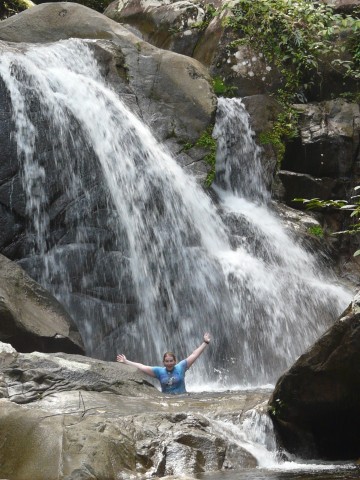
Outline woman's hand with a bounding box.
[116,354,127,363]
[203,332,211,344]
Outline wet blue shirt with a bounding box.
[152,359,188,394]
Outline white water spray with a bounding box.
[0,39,352,387]
[209,408,358,473]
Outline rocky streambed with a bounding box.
[0,345,272,479]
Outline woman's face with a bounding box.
[163,354,176,371]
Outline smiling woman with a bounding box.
[116,333,211,394]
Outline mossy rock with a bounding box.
[1,0,114,19]
[0,0,34,19]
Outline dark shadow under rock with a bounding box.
[269,292,360,460]
[0,254,84,355]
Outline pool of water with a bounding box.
[198,465,360,479]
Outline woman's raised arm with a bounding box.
[185,332,211,368]
[116,354,156,377]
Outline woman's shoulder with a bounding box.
[176,359,188,369]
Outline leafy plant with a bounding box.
[338,91,360,103]
[195,127,217,187]
[0,0,33,19]
[191,4,217,31]
[228,0,359,97]
[195,128,217,188]
[269,398,285,417]
[259,106,298,164]
[225,0,360,164]
[212,76,237,97]
[294,186,360,256]
[180,128,217,187]
[307,225,324,238]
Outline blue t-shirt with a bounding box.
[152,359,188,394]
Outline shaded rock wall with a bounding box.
[0,254,84,354]
[269,292,360,460]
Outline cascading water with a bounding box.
[0,39,352,388]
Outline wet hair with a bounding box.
[163,351,176,362]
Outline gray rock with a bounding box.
[0,2,217,357]
[0,254,84,354]
[269,292,360,460]
[283,99,360,179]
[105,0,284,97]
[105,0,206,56]
[0,350,269,478]
[277,170,338,206]
[105,0,359,100]
[0,2,216,146]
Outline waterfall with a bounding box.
[0,39,352,388]
[213,97,270,203]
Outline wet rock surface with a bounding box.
[0,346,270,479]
[0,2,217,360]
[0,254,84,355]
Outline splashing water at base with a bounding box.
[0,40,352,388]
[206,405,358,479]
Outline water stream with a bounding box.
[203,393,358,479]
[0,39,352,390]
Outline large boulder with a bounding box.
[0,2,216,151]
[268,291,360,460]
[104,0,284,97]
[105,0,359,101]
[0,348,268,479]
[104,0,207,56]
[0,254,84,354]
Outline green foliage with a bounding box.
[293,198,349,210]
[307,225,324,238]
[212,76,237,97]
[259,106,298,164]
[338,91,360,103]
[269,398,285,417]
[228,0,360,99]
[226,0,360,164]
[331,9,360,79]
[0,0,33,19]
[181,128,217,187]
[195,128,217,188]
[182,142,193,152]
[191,4,217,31]
[294,186,360,255]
